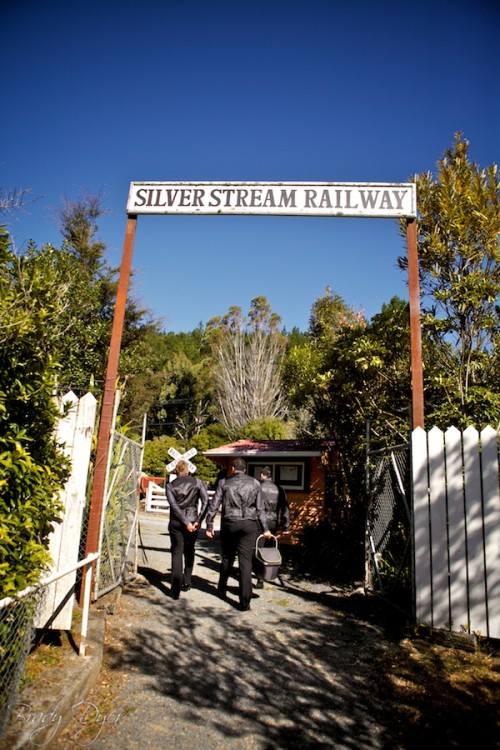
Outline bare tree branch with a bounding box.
[0,187,35,215]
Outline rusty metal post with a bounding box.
[85,215,137,558]
[407,217,424,428]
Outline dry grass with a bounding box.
[370,632,500,747]
[21,629,76,690]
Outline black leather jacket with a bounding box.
[206,472,269,531]
[260,478,290,531]
[166,475,209,525]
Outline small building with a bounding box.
[203,439,336,542]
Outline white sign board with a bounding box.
[127,181,416,219]
[166,446,197,474]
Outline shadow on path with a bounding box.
[106,587,395,748]
[91,528,404,750]
[69,515,499,750]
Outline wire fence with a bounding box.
[0,552,98,736]
[0,587,46,734]
[365,441,413,613]
[94,431,142,599]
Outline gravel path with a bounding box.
[57,513,403,749]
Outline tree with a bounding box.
[283,288,365,436]
[399,133,500,428]
[0,226,69,597]
[309,286,365,349]
[15,191,158,401]
[239,416,289,440]
[0,191,167,596]
[52,192,156,395]
[146,352,213,442]
[312,296,413,448]
[284,293,413,578]
[0,186,33,214]
[206,297,288,436]
[124,327,214,440]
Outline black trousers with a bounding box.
[218,519,258,608]
[168,516,198,596]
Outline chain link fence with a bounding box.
[93,431,142,599]
[0,551,98,736]
[365,441,413,614]
[0,587,46,733]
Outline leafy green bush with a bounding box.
[142,435,182,477]
[0,228,69,598]
[239,417,290,440]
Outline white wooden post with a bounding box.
[446,426,468,633]
[79,558,95,656]
[428,427,449,629]
[36,392,97,629]
[481,427,500,638]
[463,426,488,636]
[412,426,431,625]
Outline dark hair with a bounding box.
[232,457,246,472]
[260,466,272,479]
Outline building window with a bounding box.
[248,461,307,490]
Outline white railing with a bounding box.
[0,552,99,657]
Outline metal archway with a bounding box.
[85,181,422,558]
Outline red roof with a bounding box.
[203,438,334,459]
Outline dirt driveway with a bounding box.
[55,512,499,749]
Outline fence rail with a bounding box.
[412,426,500,639]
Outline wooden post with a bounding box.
[85,215,137,561]
[407,217,424,428]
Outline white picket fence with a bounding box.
[35,391,97,630]
[412,426,500,639]
[145,481,169,513]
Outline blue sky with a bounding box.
[1,0,499,333]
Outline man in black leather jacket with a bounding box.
[255,466,290,588]
[259,466,290,535]
[166,459,209,599]
[206,457,271,610]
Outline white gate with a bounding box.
[412,426,500,639]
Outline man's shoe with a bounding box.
[181,584,191,592]
[255,580,264,589]
[239,603,251,611]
